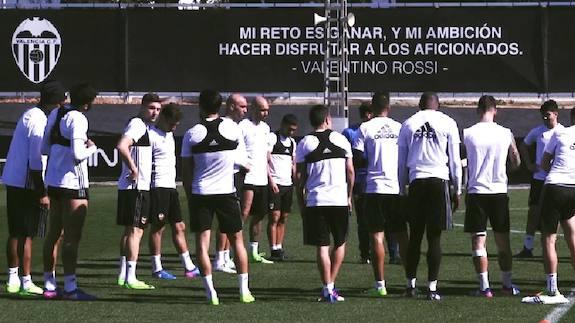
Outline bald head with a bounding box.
[225,93,247,122]
[250,96,270,123]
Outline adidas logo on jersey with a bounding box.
[208,140,218,146]
[570,143,575,150]
[374,124,398,139]
[414,122,437,139]
[323,148,332,154]
[285,148,290,153]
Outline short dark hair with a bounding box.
[541,100,559,113]
[419,92,439,110]
[358,102,372,119]
[477,95,497,113]
[161,103,182,124]
[371,92,389,114]
[199,90,222,114]
[309,105,329,128]
[70,82,98,107]
[281,113,298,126]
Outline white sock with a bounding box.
[202,274,218,300]
[216,251,226,266]
[8,267,19,285]
[250,242,259,255]
[323,282,335,296]
[407,278,416,288]
[524,235,534,250]
[272,245,281,251]
[180,251,196,271]
[224,250,232,263]
[22,275,32,289]
[151,255,163,273]
[44,271,56,291]
[239,273,250,295]
[376,280,386,289]
[64,275,77,293]
[428,280,438,292]
[127,261,138,283]
[478,272,490,291]
[277,244,283,250]
[547,273,558,294]
[501,271,513,288]
[118,256,127,281]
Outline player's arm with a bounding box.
[267,151,279,193]
[447,126,463,211]
[70,114,97,162]
[182,157,194,200]
[117,135,137,181]
[295,162,307,216]
[519,141,536,172]
[29,120,48,208]
[345,157,355,209]
[541,132,558,173]
[351,127,367,171]
[397,127,410,196]
[507,134,521,171]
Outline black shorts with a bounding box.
[269,185,293,213]
[188,194,243,234]
[116,190,151,228]
[364,193,407,233]
[464,193,510,233]
[407,178,453,231]
[234,171,246,199]
[528,179,545,206]
[243,184,268,216]
[303,206,349,247]
[150,188,182,224]
[48,186,89,200]
[540,184,575,234]
[6,186,48,238]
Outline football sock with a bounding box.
[547,273,558,294]
[238,273,250,295]
[44,271,56,291]
[272,245,281,251]
[64,275,77,293]
[428,280,438,292]
[478,272,490,291]
[501,271,513,288]
[324,282,335,296]
[524,235,534,250]
[180,251,196,271]
[277,244,283,250]
[118,256,127,281]
[216,251,226,266]
[250,242,259,255]
[376,280,386,289]
[151,255,163,273]
[202,275,217,300]
[407,278,416,288]
[224,250,232,263]
[127,261,138,283]
[8,267,19,286]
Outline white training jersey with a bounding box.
[118,118,153,191]
[239,119,270,186]
[295,129,352,207]
[523,124,564,181]
[268,131,296,186]
[353,116,401,194]
[398,109,462,194]
[149,125,176,189]
[224,116,249,174]
[464,122,513,194]
[2,107,47,189]
[182,117,241,195]
[43,107,96,190]
[544,125,575,185]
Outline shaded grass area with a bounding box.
[0,187,573,322]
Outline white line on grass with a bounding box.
[452,223,564,237]
[541,296,575,323]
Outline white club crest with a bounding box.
[12,17,62,84]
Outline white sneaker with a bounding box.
[213,261,237,274]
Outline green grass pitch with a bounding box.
[0,186,573,322]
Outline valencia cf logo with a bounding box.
[158,213,165,221]
[141,216,148,225]
[12,17,62,84]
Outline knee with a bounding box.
[173,222,186,234]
